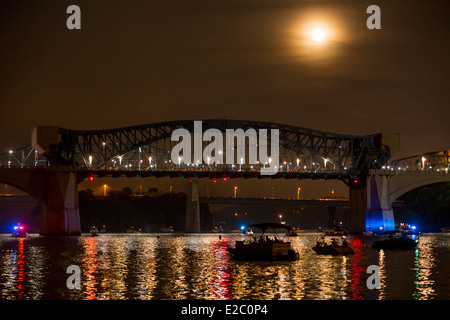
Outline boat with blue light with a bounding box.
[397,223,419,235]
[12,224,28,238]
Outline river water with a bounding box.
[0,232,449,300]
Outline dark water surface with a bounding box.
[0,233,449,300]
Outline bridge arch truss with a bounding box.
[1,120,391,181]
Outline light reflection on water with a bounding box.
[0,233,449,300]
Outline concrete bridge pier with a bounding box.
[365,174,395,232]
[347,174,396,234]
[327,205,337,226]
[0,166,81,236]
[41,169,81,236]
[185,177,201,233]
[348,184,367,234]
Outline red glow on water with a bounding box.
[348,239,365,299]
[82,238,99,300]
[211,238,232,300]
[350,238,364,247]
[16,238,27,300]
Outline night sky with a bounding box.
[0,0,449,197]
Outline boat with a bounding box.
[371,233,419,250]
[397,223,419,235]
[12,224,28,238]
[126,226,142,233]
[161,226,174,232]
[228,223,299,261]
[241,227,253,235]
[312,236,354,255]
[363,226,374,236]
[320,226,348,236]
[90,226,99,236]
[211,226,223,233]
[441,227,450,233]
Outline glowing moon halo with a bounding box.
[286,12,345,63]
[311,29,325,42]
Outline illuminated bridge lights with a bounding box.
[1,122,448,180]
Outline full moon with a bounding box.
[311,29,325,42]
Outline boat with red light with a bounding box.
[12,224,28,238]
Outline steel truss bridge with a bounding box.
[0,120,448,182]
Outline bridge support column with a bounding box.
[0,166,81,236]
[0,167,80,236]
[366,174,395,232]
[40,169,81,236]
[348,184,367,234]
[327,206,337,226]
[185,177,201,233]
